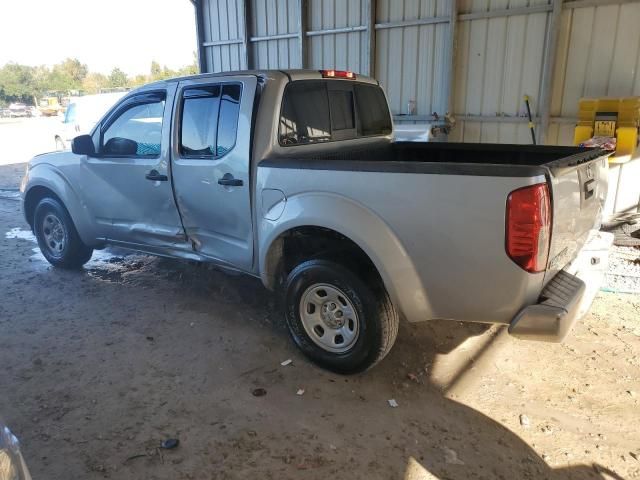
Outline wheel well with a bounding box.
[264,226,382,290]
[23,186,62,230]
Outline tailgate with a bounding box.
[544,150,610,283]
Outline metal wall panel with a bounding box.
[452,0,551,143]
[202,0,247,72]
[198,0,640,146]
[376,0,451,117]
[250,0,300,69]
[547,1,640,145]
[307,0,368,73]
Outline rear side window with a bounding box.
[279,81,331,145]
[279,80,390,146]
[180,83,242,158]
[354,84,392,136]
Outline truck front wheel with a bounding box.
[33,197,93,269]
[283,259,399,374]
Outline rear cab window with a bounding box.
[179,83,242,158]
[279,80,391,146]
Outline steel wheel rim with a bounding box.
[42,213,67,257]
[299,283,359,353]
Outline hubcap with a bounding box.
[299,283,359,353]
[42,213,66,256]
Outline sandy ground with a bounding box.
[1,121,640,479]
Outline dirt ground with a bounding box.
[1,125,640,479]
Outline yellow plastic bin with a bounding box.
[574,97,640,219]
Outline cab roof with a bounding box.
[139,69,379,90]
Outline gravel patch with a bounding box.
[603,245,640,293]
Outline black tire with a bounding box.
[33,197,93,269]
[283,259,399,374]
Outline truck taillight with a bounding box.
[506,183,551,273]
[320,69,356,79]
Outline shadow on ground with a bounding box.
[0,164,626,479]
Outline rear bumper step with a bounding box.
[509,230,613,342]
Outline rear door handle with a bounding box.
[146,169,168,182]
[218,174,243,187]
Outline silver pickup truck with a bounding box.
[20,69,612,373]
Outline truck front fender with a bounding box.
[259,192,432,322]
[23,163,98,246]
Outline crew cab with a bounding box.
[20,69,612,373]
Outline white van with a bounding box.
[54,92,126,150]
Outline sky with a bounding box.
[0,0,198,75]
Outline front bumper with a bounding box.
[509,230,614,342]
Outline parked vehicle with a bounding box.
[0,108,11,118]
[8,103,29,118]
[54,92,126,150]
[38,96,63,117]
[20,70,612,373]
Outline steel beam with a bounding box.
[458,4,552,21]
[192,0,208,72]
[538,0,563,145]
[375,16,450,30]
[564,0,640,9]
[202,38,244,47]
[242,0,252,69]
[249,32,299,42]
[306,25,367,37]
[445,0,458,118]
[298,0,308,68]
[365,0,376,76]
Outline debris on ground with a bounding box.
[387,399,399,408]
[296,389,305,396]
[160,438,179,450]
[252,388,267,397]
[280,359,292,366]
[602,245,640,293]
[443,446,465,465]
[519,414,531,428]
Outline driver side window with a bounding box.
[101,94,165,157]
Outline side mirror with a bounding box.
[71,134,95,155]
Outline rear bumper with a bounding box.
[508,230,614,342]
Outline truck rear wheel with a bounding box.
[283,259,399,374]
[33,197,93,269]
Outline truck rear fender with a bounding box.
[259,192,432,322]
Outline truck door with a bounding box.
[170,75,257,271]
[80,85,185,247]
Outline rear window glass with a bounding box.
[329,90,355,131]
[279,80,390,146]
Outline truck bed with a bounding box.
[266,142,604,171]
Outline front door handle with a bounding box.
[218,173,243,187]
[146,169,168,182]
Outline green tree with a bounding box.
[0,63,38,104]
[150,60,163,81]
[57,58,88,84]
[82,72,108,94]
[108,67,129,88]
